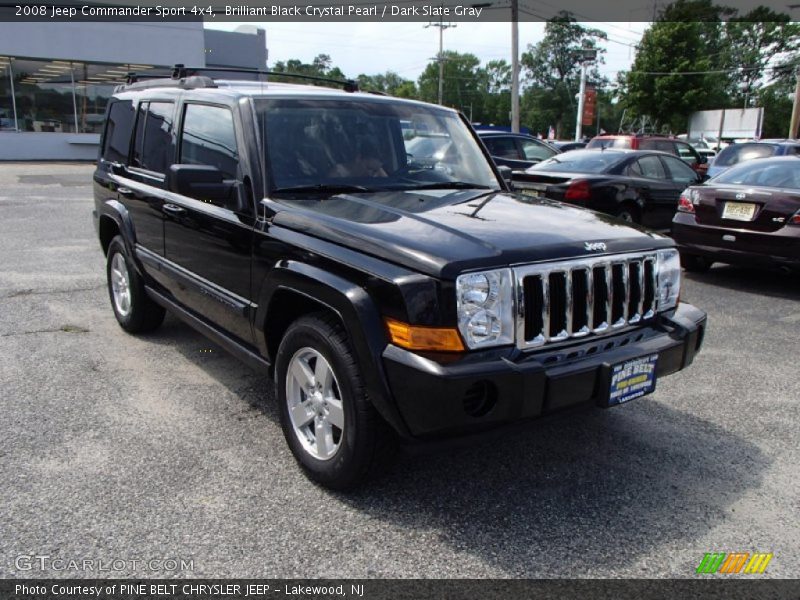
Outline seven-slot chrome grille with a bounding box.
[513,252,658,350]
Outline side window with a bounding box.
[662,155,698,184]
[638,139,656,150]
[179,104,239,180]
[654,140,676,154]
[626,160,644,177]
[483,137,520,159]
[520,139,556,162]
[636,156,667,179]
[131,102,148,168]
[141,102,174,174]
[102,100,135,164]
[675,141,697,162]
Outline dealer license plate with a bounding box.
[722,201,757,221]
[520,188,541,198]
[608,354,658,406]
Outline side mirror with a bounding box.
[168,164,236,204]
[698,155,708,165]
[497,165,513,184]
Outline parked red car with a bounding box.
[588,134,708,175]
[671,156,800,272]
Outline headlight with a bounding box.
[657,249,681,311]
[456,268,514,349]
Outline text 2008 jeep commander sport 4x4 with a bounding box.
[94,67,706,489]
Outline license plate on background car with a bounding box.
[608,354,658,406]
[722,201,757,221]
[520,189,541,198]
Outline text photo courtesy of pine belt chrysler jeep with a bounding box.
[93,66,707,489]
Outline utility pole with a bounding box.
[426,16,455,106]
[790,66,800,139]
[510,0,519,132]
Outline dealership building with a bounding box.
[0,22,267,160]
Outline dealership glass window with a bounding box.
[0,57,15,130]
[0,58,167,135]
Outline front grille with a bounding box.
[514,252,658,349]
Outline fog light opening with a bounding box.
[462,380,498,418]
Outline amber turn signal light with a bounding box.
[385,318,465,352]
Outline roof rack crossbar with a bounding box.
[171,64,359,93]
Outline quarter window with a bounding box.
[102,100,135,164]
[179,104,239,179]
[132,101,174,174]
[483,137,519,159]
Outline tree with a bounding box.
[520,12,608,138]
[271,54,347,83]
[417,51,486,118]
[724,8,800,108]
[356,71,417,97]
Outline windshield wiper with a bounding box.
[271,183,371,195]
[402,182,493,191]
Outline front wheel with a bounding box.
[614,204,641,224]
[275,313,392,489]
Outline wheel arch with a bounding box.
[254,261,411,438]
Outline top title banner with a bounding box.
[2,0,795,21]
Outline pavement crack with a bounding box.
[2,284,104,299]
[1,324,90,337]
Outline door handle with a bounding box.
[117,187,134,197]
[163,203,187,216]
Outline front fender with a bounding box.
[254,260,412,438]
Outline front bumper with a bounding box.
[672,214,800,269]
[383,302,706,439]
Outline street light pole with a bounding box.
[575,60,588,142]
[511,0,520,133]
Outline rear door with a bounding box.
[162,101,256,343]
[626,154,678,228]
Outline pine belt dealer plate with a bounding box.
[722,201,757,221]
[608,354,658,406]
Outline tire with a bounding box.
[681,253,713,273]
[106,235,165,333]
[614,204,641,224]
[275,312,393,490]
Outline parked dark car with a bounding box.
[587,134,707,174]
[672,156,800,272]
[512,149,703,229]
[706,139,800,179]
[552,140,587,152]
[93,67,705,489]
[477,131,559,169]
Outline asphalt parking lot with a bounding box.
[1,162,799,579]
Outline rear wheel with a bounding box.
[106,235,165,333]
[275,313,392,489]
[681,253,713,273]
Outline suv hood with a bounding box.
[266,190,671,278]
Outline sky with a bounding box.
[205,21,650,83]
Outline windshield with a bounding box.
[713,158,800,189]
[530,150,624,173]
[714,143,777,167]
[256,98,500,194]
[587,137,632,150]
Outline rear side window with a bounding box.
[715,143,777,167]
[635,156,667,179]
[132,101,174,174]
[483,136,519,159]
[102,100,135,164]
[588,137,631,150]
[520,139,556,161]
[662,155,698,184]
[179,104,239,179]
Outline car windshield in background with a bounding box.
[256,98,500,194]
[586,138,632,150]
[712,158,800,189]
[531,150,623,173]
[714,143,777,167]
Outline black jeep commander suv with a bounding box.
[93,67,706,489]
